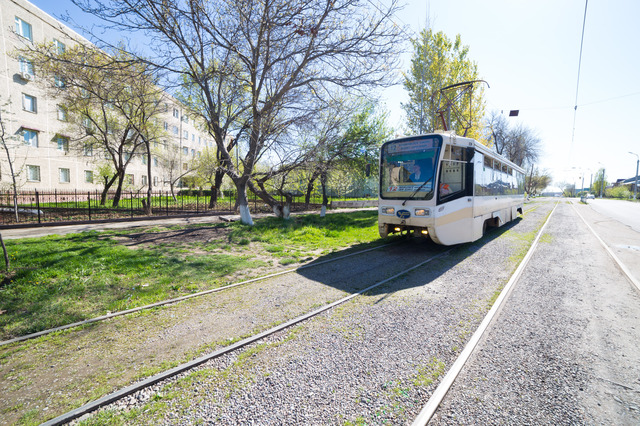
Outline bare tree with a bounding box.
[485,111,541,168]
[485,110,509,155]
[68,0,405,224]
[0,103,22,222]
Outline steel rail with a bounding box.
[0,241,400,347]
[412,202,559,425]
[41,248,453,425]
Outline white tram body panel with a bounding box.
[378,132,525,245]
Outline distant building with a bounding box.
[0,0,211,191]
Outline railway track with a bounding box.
[5,205,549,425]
[43,248,455,425]
[0,240,401,347]
[413,200,640,424]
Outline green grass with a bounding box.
[0,211,382,340]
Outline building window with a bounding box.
[198,136,201,145]
[183,130,188,139]
[163,121,168,131]
[126,174,134,185]
[173,108,179,118]
[182,115,189,123]
[59,168,70,183]
[15,17,32,41]
[182,163,188,171]
[22,94,37,113]
[18,57,35,78]
[192,134,195,142]
[124,152,131,162]
[153,157,158,166]
[153,176,158,186]
[27,165,40,181]
[82,115,93,132]
[56,136,69,152]
[53,39,65,54]
[56,105,67,121]
[191,149,195,156]
[142,175,148,186]
[84,170,94,183]
[22,129,38,147]
[182,147,188,155]
[54,75,66,88]
[83,143,93,156]
[197,152,201,158]
[142,155,148,165]
[172,126,178,135]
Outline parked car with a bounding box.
[586,193,595,199]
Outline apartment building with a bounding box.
[0,0,212,192]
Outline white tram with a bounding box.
[378,132,525,245]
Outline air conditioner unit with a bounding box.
[20,72,33,81]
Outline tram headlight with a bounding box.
[381,207,395,215]
[414,208,430,216]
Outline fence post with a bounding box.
[196,191,199,213]
[130,192,134,218]
[88,192,92,221]
[36,190,41,224]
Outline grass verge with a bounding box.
[0,210,381,340]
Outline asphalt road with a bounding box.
[586,198,640,233]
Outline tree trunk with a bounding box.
[304,178,316,207]
[100,174,118,206]
[248,179,285,219]
[236,180,254,225]
[145,143,153,215]
[209,184,216,208]
[112,171,126,207]
[209,169,225,208]
[1,141,19,222]
[320,172,329,218]
[0,233,9,272]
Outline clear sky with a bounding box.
[382,0,640,188]
[29,0,640,188]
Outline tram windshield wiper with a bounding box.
[402,177,432,206]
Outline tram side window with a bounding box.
[517,171,525,194]
[475,154,486,196]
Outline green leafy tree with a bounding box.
[524,167,551,196]
[593,168,607,198]
[23,43,151,207]
[402,29,485,140]
[302,100,391,213]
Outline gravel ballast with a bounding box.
[432,201,640,425]
[74,201,565,425]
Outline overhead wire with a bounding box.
[570,0,589,162]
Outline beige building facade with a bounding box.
[0,0,211,192]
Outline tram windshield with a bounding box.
[380,136,442,200]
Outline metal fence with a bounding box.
[0,189,333,227]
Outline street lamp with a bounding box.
[630,152,639,201]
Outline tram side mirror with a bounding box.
[365,163,371,177]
